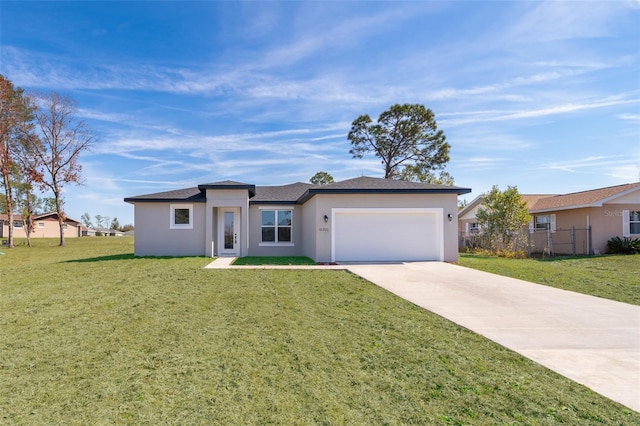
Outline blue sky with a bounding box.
[1,1,639,226]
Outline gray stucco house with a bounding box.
[124,176,471,262]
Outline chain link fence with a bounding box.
[460,226,592,257]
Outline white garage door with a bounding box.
[332,208,443,262]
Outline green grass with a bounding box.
[232,256,317,265]
[458,253,640,305]
[1,238,638,424]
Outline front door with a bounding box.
[218,208,240,256]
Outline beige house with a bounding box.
[125,176,471,262]
[0,212,82,239]
[459,182,640,255]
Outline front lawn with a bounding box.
[1,238,637,424]
[458,253,640,305]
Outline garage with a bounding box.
[331,208,443,262]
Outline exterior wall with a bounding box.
[307,193,460,262]
[247,205,305,257]
[529,202,640,255]
[133,202,206,256]
[301,197,318,260]
[1,217,80,239]
[205,189,250,257]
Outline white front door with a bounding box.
[218,208,240,256]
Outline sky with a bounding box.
[1,1,639,226]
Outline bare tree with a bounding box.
[0,75,37,248]
[33,92,95,246]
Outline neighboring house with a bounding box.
[458,182,640,255]
[124,176,471,262]
[95,228,125,237]
[0,212,82,239]
[81,226,97,237]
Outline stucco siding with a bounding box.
[247,205,305,257]
[301,197,318,260]
[134,203,206,256]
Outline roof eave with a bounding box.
[124,197,207,204]
[529,202,600,214]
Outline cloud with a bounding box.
[442,96,639,127]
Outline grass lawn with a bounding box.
[232,256,317,266]
[1,238,638,424]
[458,253,640,306]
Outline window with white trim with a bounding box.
[38,222,45,228]
[534,214,556,232]
[14,220,23,228]
[261,209,292,243]
[170,204,193,229]
[630,210,640,235]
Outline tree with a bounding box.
[32,92,95,246]
[110,217,120,231]
[476,185,531,255]
[310,171,334,185]
[0,75,37,248]
[81,212,93,227]
[348,103,451,183]
[94,214,104,228]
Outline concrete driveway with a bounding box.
[345,262,640,412]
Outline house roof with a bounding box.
[458,182,640,218]
[251,182,314,204]
[198,180,256,197]
[298,176,471,202]
[529,182,640,213]
[0,212,81,223]
[125,176,471,205]
[124,187,206,203]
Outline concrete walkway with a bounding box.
[204,258,640,411]
[346,262,640,412]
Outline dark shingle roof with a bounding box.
[251,182,314,204]
[124,187,206,203]
[125,176,471,204]
[297,176,471,203]
[198,180,256,197]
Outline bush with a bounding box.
[606,236,640,254]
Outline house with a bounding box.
[81,226,97,237]
[124,176,471,262]
[0,212,82,239]
[95,228,125,237]
[458,182,640,255]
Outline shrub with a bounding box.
[606,236,640,254]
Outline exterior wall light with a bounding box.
[447,213,453,222]
[324,214,329,223]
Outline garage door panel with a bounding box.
[333,209,442,262]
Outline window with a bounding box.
[535,215,550,230]
[13,221,23,228]
[261,209,292,244]
[170,204,193,229]
[38,222,45,228]
[469,223,480,233]
[630,211,640,235]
